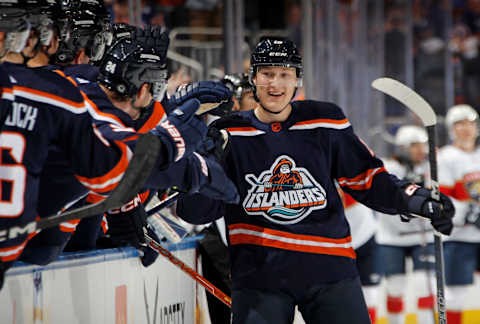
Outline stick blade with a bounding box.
[371,77,436,126]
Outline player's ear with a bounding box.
[137,83,150,99]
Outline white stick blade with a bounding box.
[371,77,436,126]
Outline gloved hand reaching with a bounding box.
[153,98,207,163]
[186,152,239,204]
[169,81,234,116]
[403,185,455,235]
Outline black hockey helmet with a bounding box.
[222,73,252,100]
[97,29,169,99]
[249,37,303,79]
[55,0,111,64]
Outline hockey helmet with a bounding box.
[222,73,252,100]
[249,37,303,80]
[97,32,168,99]
[26,0,62,47]
[0,0,31,54]
[394,125,428,147]
[445,104,478,129]
[55,0,111,63]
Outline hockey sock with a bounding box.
[417,295,435,324]
[446,310,462,324]
[386,295,404,324]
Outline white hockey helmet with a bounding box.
[395,125,428,147]
[445,104,478,129]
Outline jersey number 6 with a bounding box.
[0,132,26,218]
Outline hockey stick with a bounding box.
[0,132,161,242]
[372,77,447,324]
[144,233,232,308]
[146,191,181,216]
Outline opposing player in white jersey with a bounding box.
[338,188,380,323]
[376,125,436,324]
[438,104,480,324]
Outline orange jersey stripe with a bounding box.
[227,126,260,132]
[337,167,386,191]
[75,141,130,193]
[82,92,126,127]
[228,223,352,244]
[294,118,349,126]
[137,101,166,133]
[13,85,84,109]
[229,234,356,258]
[0,231,38,262]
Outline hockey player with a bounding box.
[0,1,235,282]
[438,104,480,324]
[376,125,436,324]
[176,37,455,324]
[222,73,259,112]
[53,0,111,67]
[0,0,135,284]
[20,26,238,266]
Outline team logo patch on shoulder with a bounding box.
[243,155,327,224]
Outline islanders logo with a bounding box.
[243,155,327,224]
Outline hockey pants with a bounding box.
[231,276,371,324]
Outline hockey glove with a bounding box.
[105,195,148,249]
[132,25,169,61]
[153,98,207,163]
[187,152,239,204]
[197,127,230,161]
[404,185,455,235]
[169,81,234,116]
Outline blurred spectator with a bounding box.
[415,22,447,115]
[285,0,302,50]
[185,0,222,41]
[449,23,480,112]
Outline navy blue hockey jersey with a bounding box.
[0,62,129,264]
[177,100,411,293]
[0,65,14,128]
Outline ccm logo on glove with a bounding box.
[160,120,186,161]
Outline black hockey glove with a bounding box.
[153,98,207,163]
[169,81,234,116]
[132,25,169,61]
[404,185,455,235]
[187,152,239,204]
[105,195,148,249]
[197,127,229,161]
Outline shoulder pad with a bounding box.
[292,100,347,120]
[18,66,84,104]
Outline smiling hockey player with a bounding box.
[176,37,455,324]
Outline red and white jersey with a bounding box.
[438,145,480,243]
[376,159,433,246]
